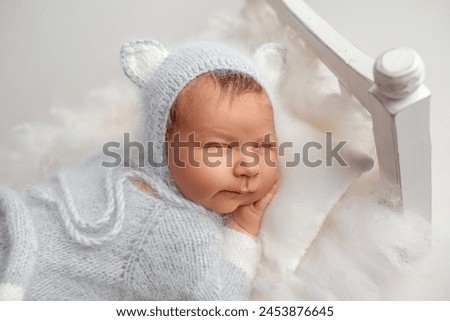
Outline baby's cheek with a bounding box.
[261,156,278,188]
[190,154,231,187]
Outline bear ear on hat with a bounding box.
[254,42,287,89]
[120,40,169,88]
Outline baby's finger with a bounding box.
[254,180,279,212]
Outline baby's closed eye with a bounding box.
[242,141,276,152]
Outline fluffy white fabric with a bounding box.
[2,0,449,300]
[0,82,140,190]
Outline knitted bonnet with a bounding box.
[120,40,286,195]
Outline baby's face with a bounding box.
[167,77,278,214]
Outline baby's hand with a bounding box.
[228,180,279,237]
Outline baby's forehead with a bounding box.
[176,73,272,112]
[170,74,275,141]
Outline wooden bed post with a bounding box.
[265,0,432,221]
[370,48,431,220]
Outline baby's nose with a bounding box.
[233,154,261,177]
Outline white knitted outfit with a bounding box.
[0,40,280,300]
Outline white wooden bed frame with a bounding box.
[265,0,432,221]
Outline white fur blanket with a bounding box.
[1,0,449,300]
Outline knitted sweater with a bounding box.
[0,154,261,300]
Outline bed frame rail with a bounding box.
[265,0,432,221]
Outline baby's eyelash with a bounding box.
[249,142,276,149]
[260,142,277,149]
[202,142,276,149]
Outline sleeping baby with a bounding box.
[0,40,285,300]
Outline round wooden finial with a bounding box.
[373,48,425,99]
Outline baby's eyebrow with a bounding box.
[197,130,275,143]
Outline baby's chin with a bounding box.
[205,201,240,215]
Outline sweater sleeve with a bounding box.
[221,227,261,281]
[188,225,261,301]
[128,204,261,300]
[0,186,37,301]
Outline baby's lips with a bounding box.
[239,187,256,194]
[239,183,258,194]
